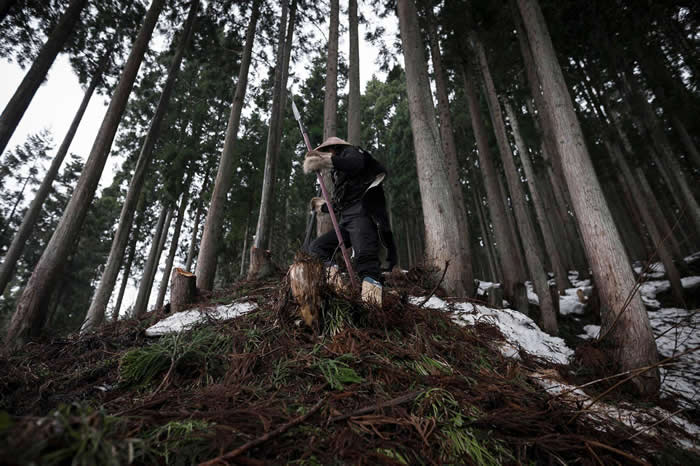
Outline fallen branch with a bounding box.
[329,390,423,423]
[626,407,685,441]
[199,397,327,465]
[568,345,699,423]
[585,440,650,465]
[418,261,449,308]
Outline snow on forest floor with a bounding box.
[409,296,573,364]
[145,301,257,336]
[478,252,700,410]
[408,295,699,450]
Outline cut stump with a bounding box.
[289,259,324,327]
[170,267,196,313]
[487,286,503,309]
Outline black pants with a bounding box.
[308,202,381,281]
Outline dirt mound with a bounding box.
[0,270,694,464]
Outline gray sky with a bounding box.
[0,0,400,315]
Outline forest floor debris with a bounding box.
[0,268,698,464]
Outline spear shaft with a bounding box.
[292,98,358,290]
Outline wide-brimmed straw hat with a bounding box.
[314,136,352,151]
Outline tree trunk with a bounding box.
[347,0,361,145]
[112,232,136,321]
[155,188,190,310]
[462,64,525,299]
[185,169,213,272]
[317,0,340,237]
[0,51,109,296]
[516,0,659,395]
[607,140,685,306]
[670,114,700,172]
[396,0,473,296]
[504,100,569,293]
[472,186,500,282]
[81,1,196,332]
[474,35,557,333]
[6,0,166,349]
[240,214,250,277]
[0,171,32,243]
[426,10,473,288]
[606,98,684,259]
[249,0,296,279]
[133,206,172,318]
[622,71,700,236]
[0,0,88,155]
[196,0,261,290]
[514,2,589,274]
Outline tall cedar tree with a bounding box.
[249,0,297,279]
[516,0,659,395]
[196,0,262,291]
[396,0,473,296]
[6,0,166,349]
[82,1,198,332]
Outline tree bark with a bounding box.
[516,0,659,395]
[196,0,261,290]
[155,188,190,310]
[504,100,569,293]
[475,35,557,333]
[81,0,196,332]
[239,213,250,277]
[472,186,500,282]
[6,0,166,349]
[0,51,109,296]
[347,0,361,145]
[249,0,296,279]
[112,231,136,321]
[0,0,88,155]
[133,206,172,318]
[317,0,340,237]
[607,140,684,305]
[670,114,700,171]
[462,63,525,299]
[426,9,473,288]
[396,0,473,296]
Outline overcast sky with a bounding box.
[0,1,400,315]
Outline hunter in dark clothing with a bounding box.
[303,137,397,286]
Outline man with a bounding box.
[303,137,397,305]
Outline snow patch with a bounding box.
[577,324,600,340]
[639,276,700,300]
[534,373,699,450]
[410,296,573,365]
[683,251,700,264]
[145,302,257,336]
[476,280,500,297]
[648,307,700,407]
[681,276,700,289]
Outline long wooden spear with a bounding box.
[292,97,358,290]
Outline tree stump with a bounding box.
[549,283,560,315]
[170,267,196,313]
[487,286,503,309]
[514,282,529,316]
[248,246,274,280]
[289,259,324,327]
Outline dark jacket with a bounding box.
[331,146,397,268]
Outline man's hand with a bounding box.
[309,196,328,214]
[303,150,333,174]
